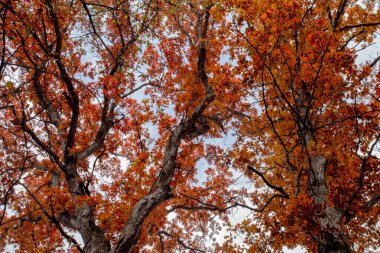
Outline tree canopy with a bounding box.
[0,0,379,252]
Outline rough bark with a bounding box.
[297,78,352,252]
[308,157,352,253]
[59,205,111,253]
[60,161,111,253]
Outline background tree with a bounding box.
[226,0,380,252]
[0,0,240,252]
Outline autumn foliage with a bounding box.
[0,0,379,252]
[227,0,380,252]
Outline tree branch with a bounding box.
[159,231,205,253]
[339,21,380,31]
[113,5,214,252]
[247,166,289,197]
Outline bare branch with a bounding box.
[339,21,380,31]
[364,193,380,212]
[247,166,289,197]
[159,231,205,253]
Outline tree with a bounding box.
[0,0,239,252]
[226,0,380,252]
[1,0,379,252]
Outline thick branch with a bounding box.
[113,6,214,252]
[46,0,80,159]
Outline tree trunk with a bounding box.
[60,162,111,253]
[308,157,352,253]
